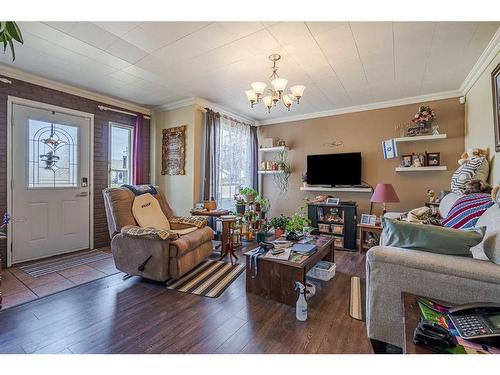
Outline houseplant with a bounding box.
[0,22,23,61]
[240,187,258,203]
[234,192,246,215]
[286,206,312,234]
[255,195,270,219]
[273,150,291,193]
[270,215,289,239]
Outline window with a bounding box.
[28,119,79,188]
[216,117,252,209]
[109,123,133,187]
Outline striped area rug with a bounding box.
[19,250,112,277]
[166,259,245,298]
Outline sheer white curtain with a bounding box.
[216,116,252,209]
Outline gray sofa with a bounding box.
[366,192,500,349]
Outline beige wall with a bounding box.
[465,51,500,185]
[259,98,465,218]
[151,104,204,215]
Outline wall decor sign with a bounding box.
[161,125,186,175]
[492,62,500,152]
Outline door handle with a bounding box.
[76,192,89,197]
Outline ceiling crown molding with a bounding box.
[0,64,152,115]
[255,90,462,126]
[154,96,256,125]
[460,26,500,95]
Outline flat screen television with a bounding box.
[306,152,362,186]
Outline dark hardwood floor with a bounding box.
[0,248,371,354]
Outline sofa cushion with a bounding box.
[382,217,485,257]
[483,232,500,265]
[441,193,494,229]
[439,192,461,218]
[132,193,171,230]
[169,226,214,258]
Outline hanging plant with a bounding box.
[272,149,291,194]
[0,21,24,61]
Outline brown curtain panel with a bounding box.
[203,108,221,201]
[250,125,259,192]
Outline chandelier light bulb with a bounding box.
[271,78,288,97]
[282,94,293,110]
[262,96,273,113]
[290,85,305,103]
[251,82,267,96]
[245,90,258,107]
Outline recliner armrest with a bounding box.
[169,216,208,229]
[121,225,179,241]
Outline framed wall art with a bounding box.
[161,125,186,175]
[492,62,500,152]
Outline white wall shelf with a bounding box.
[395,166,448,172]
[394,134,447,143]
[258,170,284,174]
[258,146,289,153]
[300,186,373,193]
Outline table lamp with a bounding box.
[370,183,400,215]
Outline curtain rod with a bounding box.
[98,105,151,120]
[204,107,254,127]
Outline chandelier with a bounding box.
[245,54,305,113]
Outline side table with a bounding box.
[357,224,383,252]
[218,217,240,264]
[191,208,230,232]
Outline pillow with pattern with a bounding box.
[450,157,486,194]
[441,193,494,229]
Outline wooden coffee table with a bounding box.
[245,235,334,306]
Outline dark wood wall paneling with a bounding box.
[0,75,151,266]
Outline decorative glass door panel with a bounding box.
[28,120,79,188]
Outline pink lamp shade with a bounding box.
[370,183,400,203]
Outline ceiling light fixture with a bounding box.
[245,54,305,113]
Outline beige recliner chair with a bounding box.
[103,186,214,282]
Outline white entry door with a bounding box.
[11,103,91,263]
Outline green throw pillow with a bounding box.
[382,217,485,257]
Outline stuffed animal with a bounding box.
[464,179,492,195]
[426,189,439,203]
[458,148,488,165]
[451,148,490,193]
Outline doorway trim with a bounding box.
[6,96,95,267]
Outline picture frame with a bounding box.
[161,125,186,175]
[360,213,377,226]
[401,154,412,167]
[325,197,340,205]
[492,62,500,152]
[426,152,441,166]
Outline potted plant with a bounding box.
[234,192,246,215]
[270,215,289,239]
[255,195,270,219]
[240,187,258,203]
[286,206,312,234]
[273,150,291,193]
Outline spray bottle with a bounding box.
[294,281,308,321]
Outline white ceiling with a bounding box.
[0,21,498,121]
